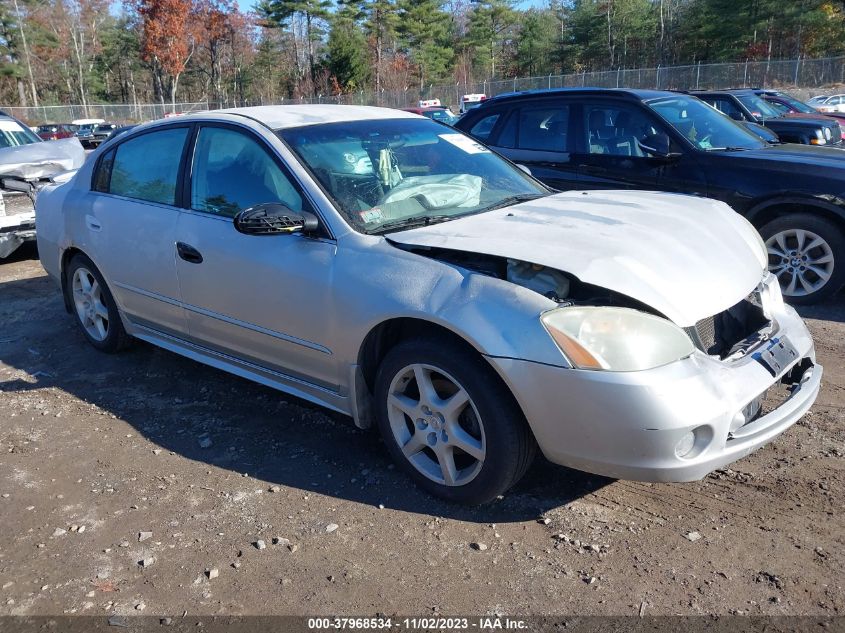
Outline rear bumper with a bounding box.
[487,304,820,482]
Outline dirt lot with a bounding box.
[0,244,843,619]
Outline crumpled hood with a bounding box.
[0,138,85,180]
[389,190,767,327]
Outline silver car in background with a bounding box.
[35,106,821,504]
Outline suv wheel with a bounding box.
[759,214,845,304]
[65,253,132,352]
[374,338,536,504]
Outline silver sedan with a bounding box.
[35,106,822,503]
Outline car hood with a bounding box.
[0,138,85,180]
[721,142,845,167]
[388,190,766,327]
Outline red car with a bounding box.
[36,123,78,141]
[759,90,845,140]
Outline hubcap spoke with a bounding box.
[412,365,439,407]
[94,300,109,320]
[94,317,107,339]
[441,388,470,420]
[794,229,807,251]
[807,265,832,281]
[388,393,419,419]
[402,432,426,458]
[435,447,458,485]
[447,424,484,460]
[785,271,799,295]
[804,236,825,251]
[808,253,833,265]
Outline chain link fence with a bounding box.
[6,55,845,123]
[1,102,213,126]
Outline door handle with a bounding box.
[176,242,203,264]
[85,215,102,232]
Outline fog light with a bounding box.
[675,431,696,459]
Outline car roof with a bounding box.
[481,87,680,106]
[205,105,421,129]
[690,88,756,95]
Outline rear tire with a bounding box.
[759,213,845,305]
[374,337,536,504]
[65,253,132,353]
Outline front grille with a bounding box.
[685,292,770,358]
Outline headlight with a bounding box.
[541,307,696,372]
[811,130,827,145]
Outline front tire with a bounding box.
[374,338,536,504]
[759,213,845,304]
[65,253,132,353]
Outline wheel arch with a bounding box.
[59,246,85,314]
[349,316,519,430]
[746,195,845,233]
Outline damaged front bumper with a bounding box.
[0,193,36,258]
[487,302,820,482]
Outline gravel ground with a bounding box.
[0,244,843,618]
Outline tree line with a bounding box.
[2,0,845,109]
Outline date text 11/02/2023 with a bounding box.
[306,617,528,630]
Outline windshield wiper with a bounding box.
[704,146,752,152]
[369,214,454,235]
[481,193,546,212]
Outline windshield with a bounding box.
[774,94,816,114]
[736,93,783,120]
[647,95,766,151]
[0,119,41,148]
[279,118,548,233]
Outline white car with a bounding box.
[35,106,821,503]
[0,116,84,259]
[808,94,845,113]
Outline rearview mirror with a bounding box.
[234,203,319,235]
[637,133,681,160]
[516,163,532,177]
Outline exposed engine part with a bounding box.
[392,242,657,313]
[506,259,570,302]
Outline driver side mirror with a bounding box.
[637,133,681,160]
[234,203,319,235]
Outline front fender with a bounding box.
[332,239,567,371]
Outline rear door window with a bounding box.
[107,128,189,205]
[515,106,570,152]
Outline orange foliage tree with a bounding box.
[133,0,198,107]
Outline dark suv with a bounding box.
[455,88,845,303]
[692,88,842,146]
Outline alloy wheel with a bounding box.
[386,363,486,486]
[766,228,834,297]
[71,266,110,342]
